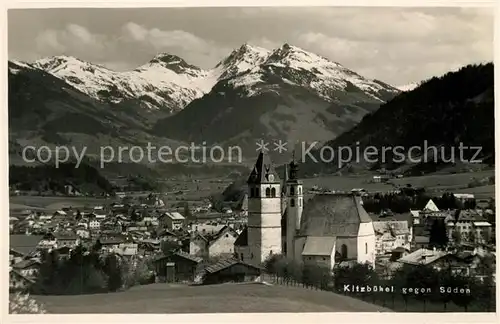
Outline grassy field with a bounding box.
[33,282,391,313]
[453,185,496,199]
[9,196,115,211]
[303,170,495,196]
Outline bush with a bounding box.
[9,293,46,314]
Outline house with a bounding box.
[160,212,185,231]
[390,246,410,260]
[472,221,493,243]
[301,236,337,270]
[371,212,412,255]
[39,214,53,222]
[372,175,390,183]
[373,221,412,255]
[292,193,376,270]
[414,235,430,249]
[115,192,126,199]
[192,223,226,236]
[453,193,475,203]
[398,248,449,267]
[199,258,262,285]
[154,251,203,282]
[54,233,79,249]
[424,199,440,212]
[447,209,489,242]
[99,236,127,251]
[190,226,238,259]
[52,210,68,223]
[89,220,100,230]
[9,234,44,262]
[76,227,90,239]
[9,269,35,292]
[397,248,476,275]
[410,210,420,225]
[156,229,179,242]
[113,243,138,256]
[12,259,41,280]
[38,233,58,250]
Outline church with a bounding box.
[234,151,376,270]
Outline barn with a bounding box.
[200,258,262,285]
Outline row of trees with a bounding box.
[32,244,154,295]
[9,163,115,195]
[362,192,479,214]
[263,254,495,311]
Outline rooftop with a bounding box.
[302,236,336,256]
[9,234,44,255]
[247,152,281,184]
[398,248,449,266]
[204,257,262,274]
[164,212,185,220]
[299,193,372,237]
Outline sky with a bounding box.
[8,7,494,86]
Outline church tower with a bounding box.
[285,156,303,260]
[247,152,282,265]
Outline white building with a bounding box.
[89,220,100,230]
[234,152,283,265]
[373,221,412,255]
[160,212,185,231]
[234,153,376,270]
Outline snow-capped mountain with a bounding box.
[26,43,399,115]
[397,82,419,92]
[9,60,35,75]
[33,55,210,113]
[153,43,401,161]
[29,44,274,113]
[212,43,271,81]
[227,43,399,101]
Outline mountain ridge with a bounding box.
[296,62,495,177]
[151,43,400,162]
[12,43,400,115]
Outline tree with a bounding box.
[429,219,448,248]
[468,230,477,244]
[451,228,462,245]
[450,275,475,311]
[75,209,82,221]
[182,202,193,220]
[334,263,377,292]
[160,240,180,257]
[103,253,123,292]
[9,293,46,314]
[32,250,59,294]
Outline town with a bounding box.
[9,152,496,312]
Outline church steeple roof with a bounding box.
[247,152,281,184]
[287,151,300,182]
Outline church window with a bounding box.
[265,188,271,197]
[251,253,254,259]
[298,187,302,195]
[290,198,295,207]
[255,188,259,197]
[271,187,276,197]
[298,198,302,207]
[250,188,255,198]
[341,244,348,260]
[240,253,244,261]
[365,242,368,254]
[290,186,295,195]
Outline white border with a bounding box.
[1,1,499,323]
